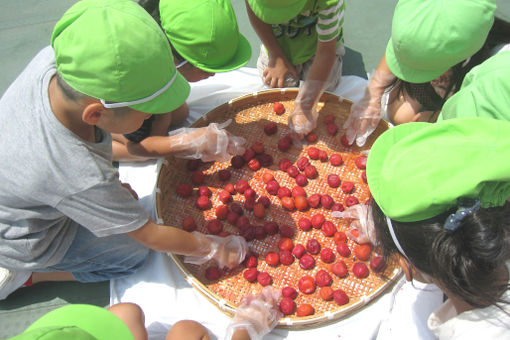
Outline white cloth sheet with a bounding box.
[112,68,444,340]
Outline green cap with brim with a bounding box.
[438,51,510,122]
[385,0,496,83]
[367,118,510,222]
[9,304,133,340]
[160,0,252,73]
[246,0,307,25]
[51,0,190,114]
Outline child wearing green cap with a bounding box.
[364,118,510,338]
[344,0,510,147]
[111,0,252,162]
[437,50,510,122]
[9,286,282,340]
[0,0,248,300]
[246,0,346,138]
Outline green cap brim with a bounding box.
[385,38,446,83]
[24,304,134,340]
[191,34,252,73]
[129,70,190,114]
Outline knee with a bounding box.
[109,302,145,321]
[166,320,210,340]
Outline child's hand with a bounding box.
[332,204,376,244]
[343,70,395,146]
[168,120,246,163]
[183,232,248,269]
[263,56,298,88]
[225,286,282,340]
[288,80,325,138]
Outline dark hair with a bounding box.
[387,17,510,121]
[372,201,510,309]
[55,73,89,102]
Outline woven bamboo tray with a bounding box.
[155,88,401,329]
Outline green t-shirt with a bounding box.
[272,0,345,65]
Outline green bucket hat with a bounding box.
[385,0,496,83]
[51,0,190,114]
[367,118,510,222]
[160,0,252,73]
[246,0,307,25]
[438,51,510,122]
[8,304,134,340]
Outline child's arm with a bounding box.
[246,1,298,88]
[128,218,248,269]
[305,38,337,83]
[112,105,190,162]
[126,122,246,162]
[288,39,337,138]
[343,55,396,146]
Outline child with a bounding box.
[0,0,248,300]
[437,50,510,122]
[8,303,148,340]
[366,118,510,338]
[246,0,345,137]
[344,0,498,146]
[112,0,251,162]
[9,287,282,340]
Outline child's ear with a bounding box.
[82,102,107,125]
[398,255,413,281]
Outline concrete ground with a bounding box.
[0,0,509,338]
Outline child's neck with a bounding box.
[48,76,97,143]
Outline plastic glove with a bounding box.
[225,286,282,340]
[183,232,248,269]
[168,120,246,163]
[332,204,376,244]
[343,70,396,146]
[288,80,326,139]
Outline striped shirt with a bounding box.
[272,0,345,65]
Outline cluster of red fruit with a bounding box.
[173,102,384,318]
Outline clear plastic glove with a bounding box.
[225,286,282,340]
[332,204,376,244]
[183,232,248,269]
[288,80,326,139]
[168,119,246,162]
[343,70,396,147]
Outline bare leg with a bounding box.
[108,302,148,340]
[165,320,210,340]
[31,271,76,284]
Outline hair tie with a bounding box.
[443,199,480,232]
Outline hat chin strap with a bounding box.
[100,70,178,109]
[176,60,188,69]
[386,216,409,261]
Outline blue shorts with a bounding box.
[40,226,149,282]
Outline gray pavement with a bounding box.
[0,0,509,338]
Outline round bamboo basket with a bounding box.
[155,88,401,329]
